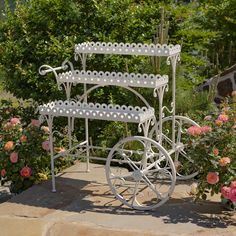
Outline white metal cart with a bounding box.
[38,42,199,210]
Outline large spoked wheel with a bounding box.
[105,136,176,211]
[149,115,199,180]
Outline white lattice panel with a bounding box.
[58,70,168,88]
[39,101,155,124]
[75,42,181,57]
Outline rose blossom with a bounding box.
[187,126,202,136]
[10,117,21,125]
[20,135,27,143]
[229,188,236,202]
[217,114,229,122]
[54,147,66,153]
[200,126,212,134]
[42,140,50,151]
[219,157,231,167]
[4,141,14,151]
[41,126,50,134]
[10,152,18,163]
[3,122,14,131]
[221,186,231,199]
[1,169,6,177]
[190,182,198,195]
[20,166,32,178]
[31,119,41,127]
[213,148,219,156]
[206,172,219,185]
[230,181,236,189]
[215,119,223,126]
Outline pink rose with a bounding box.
[200,126,212,134]
[220,186,231,199]
[217,114,229,123]
[42,140,50,151]
[4,141,14,151]
[3,122,13,130]
[221,186,231,199]
[219,157,231,167]
[10,152,18,163]
[20,166,32,178]
[206,172,219,185]
[31,119,41,127]
[187,126,202,136]
[229,188,236,202]
[230,181,236,189]
[10,117,21,125]
[213,148,219,156]
[1,169,6,177]
[20,135,27,143]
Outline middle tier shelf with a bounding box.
[39,101,155,124]
[57,70,168,89]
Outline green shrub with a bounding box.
[0,0,161,103]
[186,92,236,201]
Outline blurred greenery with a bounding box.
[0,0,235,150]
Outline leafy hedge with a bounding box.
[0,0,162,103]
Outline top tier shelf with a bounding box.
[75,42,181,57]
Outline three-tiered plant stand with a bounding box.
[38,42,198,210]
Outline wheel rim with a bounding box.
[106,136,176,210]
[149,116,199,180]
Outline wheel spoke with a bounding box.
[131,180,141,207]
[110,172,133,180]
[176,120,183,144]
[141,173,163,199]
[120,152,140,171]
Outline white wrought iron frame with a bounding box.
[38,42,194,210]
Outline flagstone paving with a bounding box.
[0,162,235,236]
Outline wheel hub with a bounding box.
[132,170,143,181]
[176,142,184,151]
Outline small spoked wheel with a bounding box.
[149,115,199,180]
[105,136,176,210]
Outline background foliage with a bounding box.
[0,0,235,180]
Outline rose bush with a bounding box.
[0,99,73,193]
[187,91,236,206]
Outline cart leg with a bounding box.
[85,118,90,172]
[48,115,56,192]
[50,154,56,193]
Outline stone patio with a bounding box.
[0,162,235,236]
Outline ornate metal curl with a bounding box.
[138,118,154,137]
[162,106,174,115]
[166,53,181,66]
[39,59,73,93]
[74,53,88,70]
[153,84,167,101]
